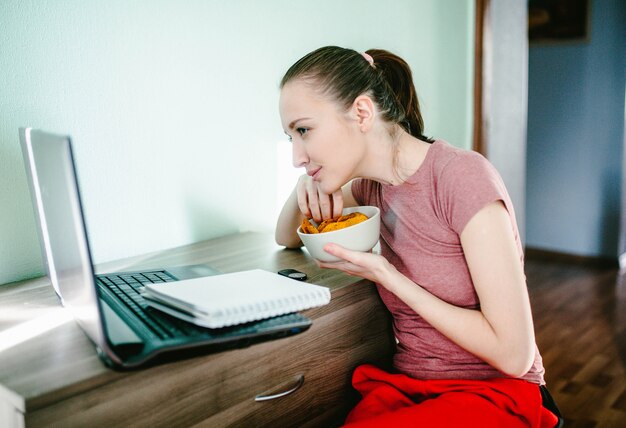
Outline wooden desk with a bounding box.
[0,232,395,427]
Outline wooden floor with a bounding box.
[526,257,626,427]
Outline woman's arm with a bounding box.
[321,201,536,378]
[275,176,358,248]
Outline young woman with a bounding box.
[276,46,559,427]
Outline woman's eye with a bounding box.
[285,128,308,142]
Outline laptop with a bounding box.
[18,128,312,369]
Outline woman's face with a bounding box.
[279,79,364,194]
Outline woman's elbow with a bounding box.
[497,346,535,378]
[275,232,303,249]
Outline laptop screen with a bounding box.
[20,128,107,349]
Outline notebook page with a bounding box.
[143,269,331,328]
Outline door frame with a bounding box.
[473,0,490,155]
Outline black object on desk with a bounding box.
[278,269,308,281]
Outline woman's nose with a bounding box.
[292,140,308,168]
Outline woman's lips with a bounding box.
[307,167,322,180]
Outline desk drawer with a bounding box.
[27,285,394,427]
[200,297,394,427]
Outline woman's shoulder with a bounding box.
[428,140,503,198]
[431,139,486,163]
[430,139,494,177]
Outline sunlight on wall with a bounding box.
[0,308,73,353]
[275,141,303,219]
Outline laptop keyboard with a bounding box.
[97,271,201,340]
[96,272,307,341]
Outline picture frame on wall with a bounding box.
[528,0,591,44]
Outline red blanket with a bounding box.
[343,364,558,427]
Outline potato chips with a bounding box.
[300,212,369,234]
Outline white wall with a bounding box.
[0,0,474,285]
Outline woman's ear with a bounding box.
[352,95,375,132]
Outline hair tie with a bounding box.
[361,52,374,67]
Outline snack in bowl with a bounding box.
[296,206,381,262]
[301,218,320,234]
[301,212,369,234]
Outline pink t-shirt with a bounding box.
[352,140,545,384]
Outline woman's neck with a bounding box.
[358,126,431,186]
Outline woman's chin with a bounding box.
[319,180,343,195]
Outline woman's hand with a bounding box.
[275,176,357,249]
[296,175,343,223]
[318,243,397,286]
[276,175,349,248]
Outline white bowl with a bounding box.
[296,206,381,262]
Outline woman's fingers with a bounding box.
[331,189,344,219]
[317,190,335,221]
[296,176,343,222]
[296,178,312,219]
[322,243,364,266]
[319,244,391,284]
[305,179,323,222]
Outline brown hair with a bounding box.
[280,46,433,143]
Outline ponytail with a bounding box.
[366,49,432,142]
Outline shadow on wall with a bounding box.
[0,133,45,284]
[184,195,239,245]
[600,168,621,257]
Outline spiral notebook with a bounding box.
[142,269,331,328]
